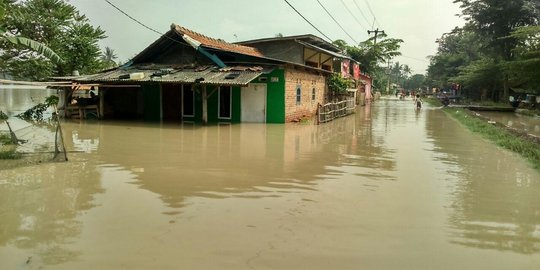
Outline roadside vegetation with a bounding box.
[427,0,539,103]
[426,97,540,171]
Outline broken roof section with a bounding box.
[173,24,265,58]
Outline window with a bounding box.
[296,85,301,105]
[182,85,194,117]
[218,86,232,119]
[312,88,316,101]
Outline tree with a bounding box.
[1,0,106,80]
[405,74,427,91]
[332,39,348,51]
[504,25,540,94]
[101,46,118,69]
[347,33,403,75]
[453,0,540,99]
[0,0,62,67]
[427,26,487,97]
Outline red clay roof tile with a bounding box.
[173,24,265,58]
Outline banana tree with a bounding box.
[0,1,61,64]
[1,32,62,64]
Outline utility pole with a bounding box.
[386,59,392,94]
[367,28,385,96]
[367,28,385,45]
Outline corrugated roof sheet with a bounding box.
[173,24,265,58]
[64,66,267,86]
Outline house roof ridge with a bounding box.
[171,23,264,57]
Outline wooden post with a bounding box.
[202,85,208,125]
[99,89,105,119]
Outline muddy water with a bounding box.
[476,111,540,137]
[1,96,540,269]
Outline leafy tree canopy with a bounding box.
[1,0,108,80]
[428,0,540,101]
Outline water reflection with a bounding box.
[0,86,56,116]
[426,109,540,254]
[58,108,397,211]
[2,91,540,269]
[476,111,540,137]
[0,159,104,265]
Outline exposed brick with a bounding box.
[284,69,327,122]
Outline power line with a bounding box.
[103,0,190,49]
[339,0,369,32]
[363,0,382,29]
[399,55,429,62]
[315,0,358,44]
[352,0,373,27]
[282,0,334,42]
[104,0,163,36]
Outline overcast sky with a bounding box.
[69,0,464,74]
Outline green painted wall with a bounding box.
[263,68,285,123]
[150,68,286,124]
[207,85,219,122]
[143,83,161,121]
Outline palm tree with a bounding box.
[101,46,118,69]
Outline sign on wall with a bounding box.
[353,63,360,80]
[341,59,350,78]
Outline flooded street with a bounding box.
[476,111,540,137]
[1,93,540,269]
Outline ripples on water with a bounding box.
[1,95,540,269]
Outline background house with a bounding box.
[239,35,367,106]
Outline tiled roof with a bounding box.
[173,24,265,58]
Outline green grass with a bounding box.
[443,108,540,170]
[0,149,22,160]
[424,97,446,107]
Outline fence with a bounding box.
[317,98,356,124]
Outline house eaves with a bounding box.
[295,40,352,60]
[63,66,268,87]
[237,34,342,53]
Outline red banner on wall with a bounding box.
[353,63,360,80]
[341,59,350,78]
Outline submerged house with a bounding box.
[237,35,369,104]
[60,24,336,123]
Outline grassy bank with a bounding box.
[0,133,22,160]
[432,102,540,170]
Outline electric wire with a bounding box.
[352,0,373,28]
[315,0,358,44]
[363,0,382,29]
[104,0,163,36]
[339,0,369,32]
[399,55,429,62]
[282,0,334,42]
[103,0,189,48]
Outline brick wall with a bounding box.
[284,68,327,122]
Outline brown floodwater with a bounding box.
[475,111,540,137]
[1,92,540,269]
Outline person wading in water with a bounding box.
[415,94,423,110]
